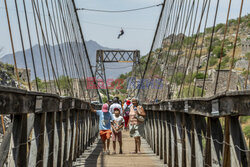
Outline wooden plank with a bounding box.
[223,116,248,167]
[173,112,178,167]
[222,116,231,167]
[152,111,156,153]
[43,112,55,167]
[175,112,183,167]
[181,113,186,167]
[163,112,168,164]
[28,113,45,167]
[69,109,76,165]
[205,118,223,167]
[144,90,250,117]
[184,115,192,167]
[9,115,28,167]
[63,110,70,166]
[53,112,59,167]
[74,110,79,159]
[156,112,159,156]
[0,122,13,166]
[167,112,174,167]
[42,97,59,113]
[190,115,206,167]
[159,111,163,159]
[0,92,36,114]
[56,112,63,167]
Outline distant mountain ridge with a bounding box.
[0,40,130,79]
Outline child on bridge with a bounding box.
[111,108,124,154]
[90,103,114,154]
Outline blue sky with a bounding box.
[0,0,249,57]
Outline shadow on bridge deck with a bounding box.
[73,131,166,167]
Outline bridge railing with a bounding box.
[0,86,99,167]
[143,90,250,167]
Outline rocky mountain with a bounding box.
[0,40,130,80]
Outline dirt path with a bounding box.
[73,131,166,167]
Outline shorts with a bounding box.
[99,130,112,141]
[129,123,144,138]
[112,131,122,142]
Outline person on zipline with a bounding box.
[117,28,124,39]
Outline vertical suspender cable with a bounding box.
[136,0,166,99]
[71,0,103,103]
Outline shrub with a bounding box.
[246,52,250,60]
[215,23,224,32]
[212,46,226,58]
[243,125,250,139]
[195,72,205,79]
[181,86,204,98]
[173,72,184,85]
[240,116,250,124]
[209,56,218,67]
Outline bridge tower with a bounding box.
[95,50,141,100]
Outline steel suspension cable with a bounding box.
[214,0,232,94]
[192,0,211,97]
[167,0,203,99]
[14,0,32,90]
[30,0,48,92]
[178,0,210,98]
[201,0,221,97]
[154,0,193,100]
[226,0,244,91]
[3,0,20,83]
[23,0,40,91]
[136,0,167,99]
[32,0,61,94]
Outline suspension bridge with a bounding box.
[0,0,249,166]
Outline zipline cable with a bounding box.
[76,4,163,13]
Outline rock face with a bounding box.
[235,59,249,69]
[0,62,16,87]
[195,69,239,97]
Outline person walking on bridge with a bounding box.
[90,103,114,154]
[109,97,123,115]
[129,98,146,154]
[123,99,132,130]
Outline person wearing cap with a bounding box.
[90,103,114,154]
[123,99,132,130]
[109,97,123,115]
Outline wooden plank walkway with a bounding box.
[73,131,167,167]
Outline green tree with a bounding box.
[212,46,226,58]
[32,77,45,91]
[216,56,230,70]
[58,75,72,89]
[172,72,184,85]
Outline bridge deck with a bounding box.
[73,131,166,167]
